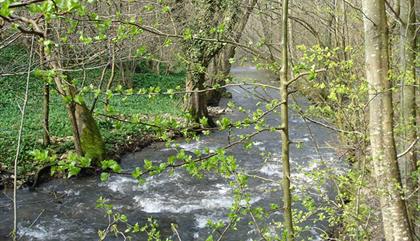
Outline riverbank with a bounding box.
[0,56,186,188]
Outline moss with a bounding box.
[77,104,105,163]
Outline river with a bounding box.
[0,67,343,240]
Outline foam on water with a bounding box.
[137,171,183,191]
[102,171,184,194]
[133,195,233,213]
[173,140,209,152]
[259,163,282,176]
[17,218,95,241]
[100,175,137,194]
[253,141,263,146]
[174,139,221,153]
[133,194,262,214]
[199,183,231,195]
[63,189,80,196]
[18,225,49,240]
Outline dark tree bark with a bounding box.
[185,66,214,125]
[42,83,51,146]
[38,42,51,146]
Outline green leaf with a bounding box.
[143,159,153,170]
[68,165,81,178]
[132,223,140,233]
[100,172,110,182]
[132,167,142,179]
[161,5,170,13]
[120,214,128,222]
[183,28,193,40]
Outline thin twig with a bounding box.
[17,209,45,241]
[397,138,419,159]
[286,68,326,86]
[249,211,268,241]
[171,224,182,241]
[13,36,35,241]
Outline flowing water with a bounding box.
[0,67,344,240]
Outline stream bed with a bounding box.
[0,67,343,240]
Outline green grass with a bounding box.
[0,47,185,175]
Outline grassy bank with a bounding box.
[0,47,185,177]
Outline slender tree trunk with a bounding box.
[280,0,294,240]
[42,83,51,146]
[340,0,348,61]
[65,102,83,155]
[399,0,418,233]
[39,43,51,146]
[104,45,116,109]
[362,0,413,240]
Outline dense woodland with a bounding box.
[0,0,419,240]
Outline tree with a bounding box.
[279,0,294,240]
[399,0,418,233]
[362,0,413,240]
[37,39,51,146]
[206,0,258,106]
[180,0,241,125]
[1,2,106,162]
[42,39,106,162]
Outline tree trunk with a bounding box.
[399,0,418,233]
[206,48,235,106]
[185,65,215,127]
[39,43,51,146]
[43,44,105,162]
[181,0,241,125]
[206,0,258,106]
[362,0,413,240]
[42,83,51,146]
[75,103,106,162]
[280,0,294,240]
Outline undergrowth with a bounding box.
[0,46,185,176]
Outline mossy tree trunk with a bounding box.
[206,0,257,106]
[181,0,240,125]
[185,62,213,125]
[75,103,106,162]
[43,44,105,163]
[206,49,233,106]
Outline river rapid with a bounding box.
[0,67,344,240]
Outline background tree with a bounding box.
[176,0,241,125]
[206,0,258,106]
[398,0,418,233]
